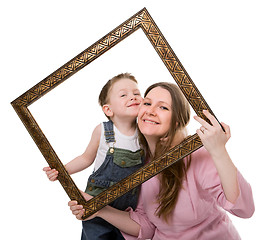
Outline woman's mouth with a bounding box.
[143,119,159,124]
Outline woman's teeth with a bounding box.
[144,120,158,124]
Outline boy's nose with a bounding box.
[130,95,136,100]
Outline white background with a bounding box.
[1,0,264,239]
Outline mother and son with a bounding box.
[44,73,254,240]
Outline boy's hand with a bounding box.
[43,167,59,181]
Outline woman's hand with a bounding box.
[70,191,141,236]
[194,110,239,203]
[194,110,231,158]
[68,190,98,221]
[68,200,86,220]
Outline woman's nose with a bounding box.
[146,106,156,116]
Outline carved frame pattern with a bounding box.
[11,8,217,219]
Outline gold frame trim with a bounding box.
[11,8,217,219]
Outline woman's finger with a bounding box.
[221,122,231,138]
[202,110,220,127]
[68,200,78,207]
[72,209,81,215]
[70,204,83,211]
[200,126,208,134]
[76,209,85,220]
[194,115,212,129]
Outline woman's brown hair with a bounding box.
[139,82,191,222]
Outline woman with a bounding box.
[69,82,254,239]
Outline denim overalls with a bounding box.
[81,121,145,240]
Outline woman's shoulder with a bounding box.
[189,147,214,171]
[188,147,220,188]
[190,147,210,161]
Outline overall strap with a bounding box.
[103,121,115,143]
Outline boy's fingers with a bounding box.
[43,167,51,171]
[47,172,57,180]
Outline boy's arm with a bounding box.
[65,124,101,175]
[43,124,101,180]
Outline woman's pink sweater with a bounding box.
[123,147,254,240]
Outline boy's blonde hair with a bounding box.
[98,73,138,107]
[99,73,138,119]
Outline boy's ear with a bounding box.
[102,104,113,117]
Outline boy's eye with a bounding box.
[121,94,126,97]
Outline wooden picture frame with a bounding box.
[11,8,218,219]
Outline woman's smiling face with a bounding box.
[138,86,172,142]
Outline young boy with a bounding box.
[43,73,144,240]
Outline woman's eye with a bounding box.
[121,94,126,97]
[143,102,151,106]
[160,106,169,110]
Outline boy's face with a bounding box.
[103,78,142,120]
